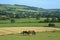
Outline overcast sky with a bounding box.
[0,0,60,9]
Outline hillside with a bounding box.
[0,4,60,18]
[0,4,41,12]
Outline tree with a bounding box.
[15,14,20,18]
[10,18,15,23]
[36,14,40,20]
[57,18,60,22]
[44,15,50,22]
[48,23,55,27]
[44,18,50,22]
[51,17,57,22]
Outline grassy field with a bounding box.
[0,23,48,27]
[0,18,60,27]
[0,23,60,27]
[0,31,60,40]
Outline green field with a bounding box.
[0,18,60,27]
[0,31,60,40]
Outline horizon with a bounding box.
[0,0,60,9]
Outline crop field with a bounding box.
[0,27,60,35]
[0,27,60,40]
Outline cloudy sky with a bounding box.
[0,0,60,9]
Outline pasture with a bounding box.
[0,31,60,40]
[0,18,60,40]
[0,18,60,27]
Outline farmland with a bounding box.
[0,18,60,27]
[0,4,60,27]
[0,4,60,40]
[0,27,60,40]
[0,31,60,40]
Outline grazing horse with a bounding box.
[28,30,36,35]
[21,30,36,35]
[31,30,36,35]
[21,31,30,35]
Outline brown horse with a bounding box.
[21,30,36,35]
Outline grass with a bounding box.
[0,18,59,27]
[0,18,60,27]
[0,23,48,27]
[0,31,60,40]
[0,5,37,12]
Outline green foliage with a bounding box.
[57,18,60,22]
[48,23,55,27]
[36,14,41,20]
[15,14,19,18]
[51,17,57,22]
[0,18,60,27]
[10,18,15,23]
[0,4,60,19]
[44,18,50,22]
[0,16,9,20]
[0,4,60,27]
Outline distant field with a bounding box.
[0,23,60,27]
[0,31,60,40]
[0,23,48,27]
[0,18,60,27]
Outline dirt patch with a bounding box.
[0,27,60,35]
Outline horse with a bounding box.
[21,31,30,35]
[21,30,36,35]
[28,30,36,35]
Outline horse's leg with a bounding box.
[32,31,36,35]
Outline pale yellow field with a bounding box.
[0,27,60,35]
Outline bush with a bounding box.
[10,18,15,23]
[0,16,9,20]
[48,23,55,27]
